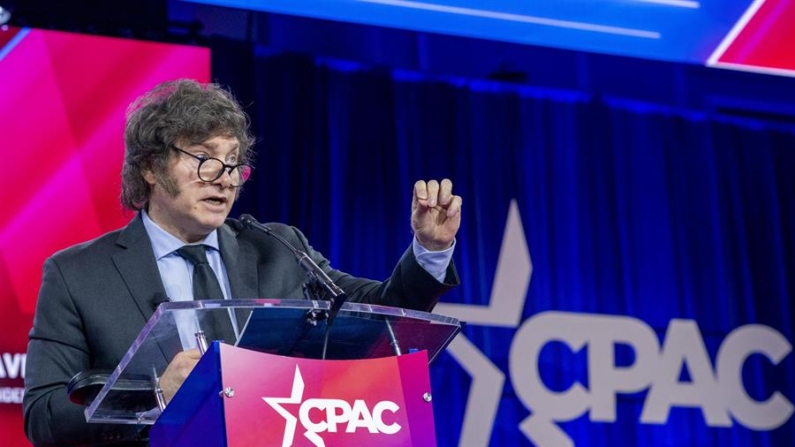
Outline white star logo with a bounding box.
[263,366,305,447]
[435,199,532,446]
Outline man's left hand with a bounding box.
[411,179,462,251]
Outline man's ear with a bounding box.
[142,169,157,186]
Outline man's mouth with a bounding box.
[203,196,228,206]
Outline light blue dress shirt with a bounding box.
[142,211,236,347]
[412,237,455,283]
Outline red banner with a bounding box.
[0,26,210,447]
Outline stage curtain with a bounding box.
[222,49,795,447]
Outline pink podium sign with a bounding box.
[218,344,438,447]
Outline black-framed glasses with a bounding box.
[172,145,252,187]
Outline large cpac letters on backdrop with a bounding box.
[509,312,793,447]
[437,201,793,447]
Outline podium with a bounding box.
[81,299,463,447]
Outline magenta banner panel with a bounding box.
[0,26,210,446]
[220,344,437,447]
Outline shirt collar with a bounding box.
[141,210,220,260]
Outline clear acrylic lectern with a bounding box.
[83,299,463,426]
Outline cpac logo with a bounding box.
[263,366,401,447]
[436,200,793,447]
[511,312,792,447]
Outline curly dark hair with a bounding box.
[121,79,255,211]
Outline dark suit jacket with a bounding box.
[23,214,458,447]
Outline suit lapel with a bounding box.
[112,214,167,323]
[218,222,259,328]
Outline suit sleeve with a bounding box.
[289,226,460,312]
[23,257,143,447]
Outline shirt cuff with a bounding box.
[412,237,456,283]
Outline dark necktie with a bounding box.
[177,245,237,343]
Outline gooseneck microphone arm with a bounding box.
[239,214,348,320]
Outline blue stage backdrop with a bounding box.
[228,53,795,447]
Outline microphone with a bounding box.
[239,214,348,322]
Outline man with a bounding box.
[23,79,462,446]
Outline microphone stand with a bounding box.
[239,215,348,358]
